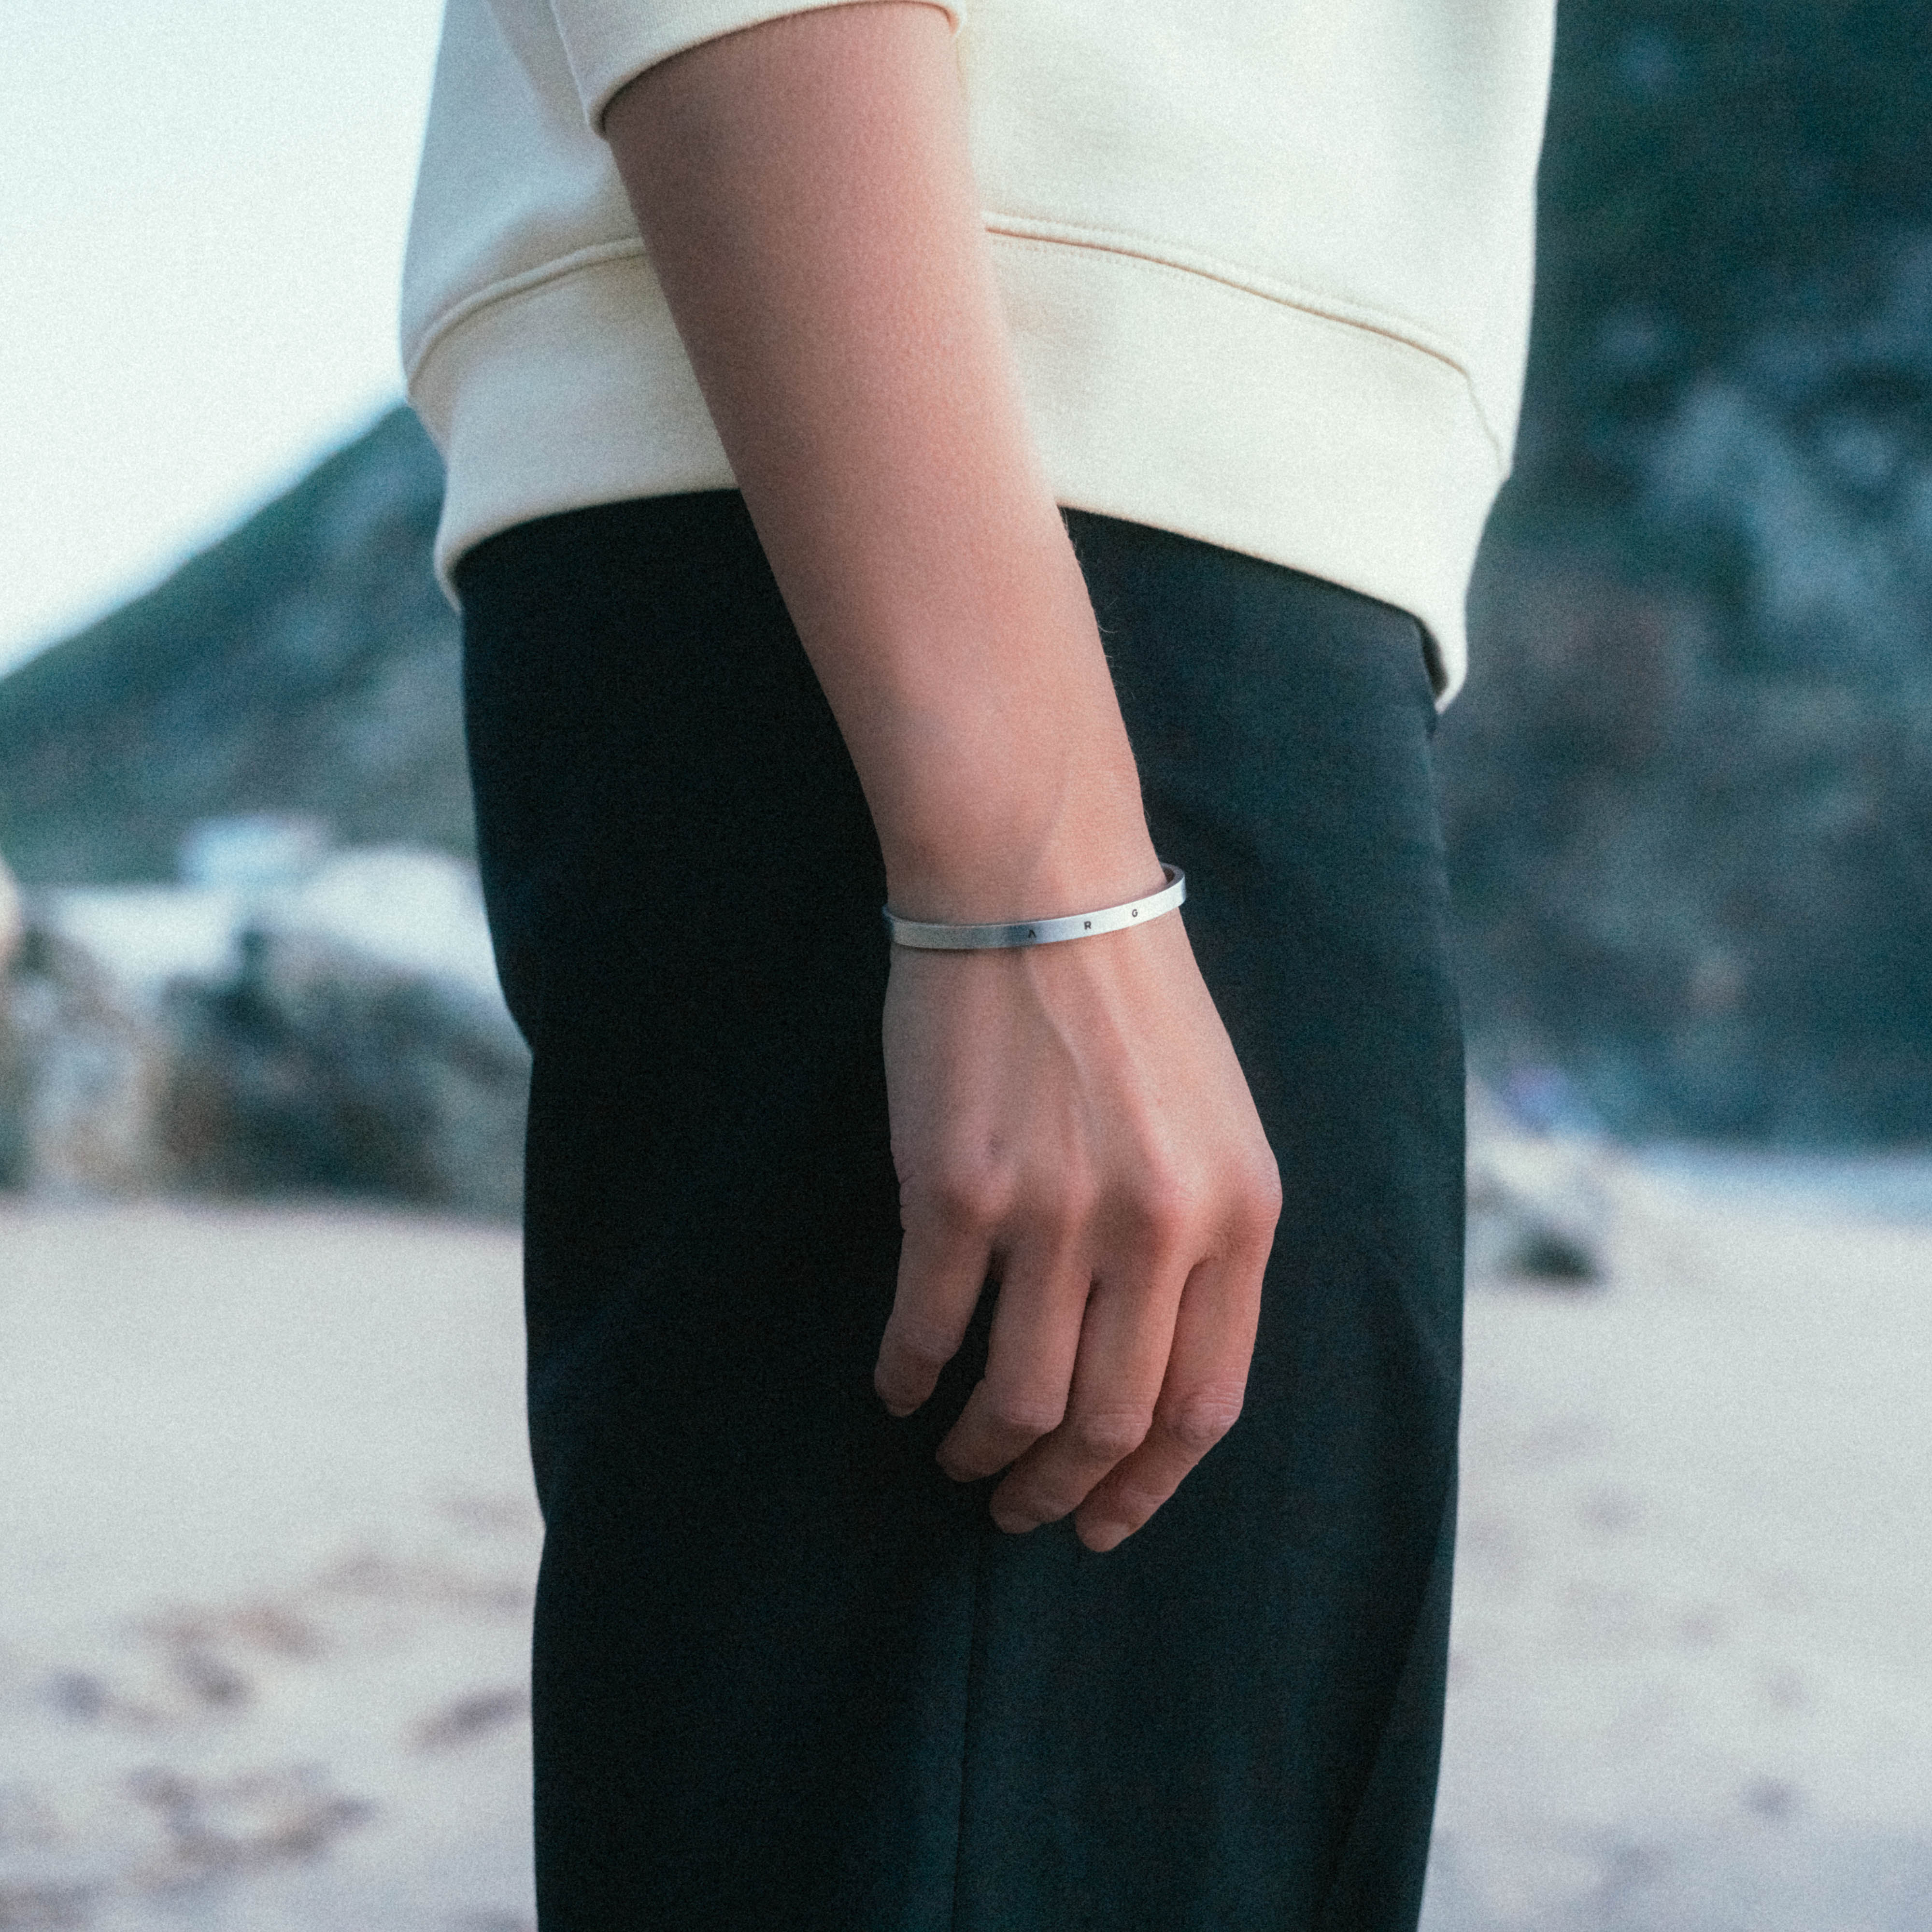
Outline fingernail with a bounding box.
[1080,1520,1129,1554]
[883,1399,915,1419]
[990,1506,1039,1534]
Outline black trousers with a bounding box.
[458,494,1464,1932]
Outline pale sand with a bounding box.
[0,1204,538,1931]
[1427,1162,1932,1932]
[1,1175,1927,1930]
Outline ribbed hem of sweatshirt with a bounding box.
[408,238,1505,702]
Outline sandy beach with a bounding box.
[0,1206,538,1932]
[2,1161,1928,1930]
[1430,1159,1932,1932]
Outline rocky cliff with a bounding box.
[0,409,466,886]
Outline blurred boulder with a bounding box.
[251,845,507,1009]
[0,848,527,1219]
[0,848,20,969]
[161,932,526,1222]
[1465,1079,1612,1285]
[158,849,526,1219]
[0,919,173,1197]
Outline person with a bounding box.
[400,2,1553,1925]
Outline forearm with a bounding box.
[603,0,1156,919]
[609,3,1278,1548]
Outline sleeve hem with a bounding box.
[551,0,968,134]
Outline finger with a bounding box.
[935,1237,1090,1481]
[873,1216,994,1417]
[1071,1243,1265,1553]
[987,1262,1182,1534]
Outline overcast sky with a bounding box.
[0,1,445,678]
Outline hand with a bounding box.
[874,897,1282,1553]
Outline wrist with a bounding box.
[783,519,1159,922]
[880,762,1160,927]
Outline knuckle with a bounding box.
[883,1313,959,1375]
[1228,1206,1278,1259]
[983,1388,1066,1442]
[1244,1151,1285,1222]
[1110,1165,1202,1255]
[1141,1166,1199,1239]
[1015,1162,1100,1238]
[1060,1156,1105,1223]
[916,1162,1008,1234]
[1163,1385,1246,1454]
[1071,1406,1153,1463]
[1103,1470,1171,1520]
[1219,1159,1282,1251]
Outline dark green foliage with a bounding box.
[1515,0,1932,539]
[1443,0,1932,1141]
[1440,562,1932,1139]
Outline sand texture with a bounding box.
[2,1167,1928,1930]
[0,1206,538,1932]
[1428,1159,1932,1931]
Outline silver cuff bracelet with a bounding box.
[883,863,1186,951]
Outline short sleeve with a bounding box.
[548,0,969,132]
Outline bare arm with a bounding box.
[606,0,1280,1550]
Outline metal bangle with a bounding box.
[883,864,1186,951]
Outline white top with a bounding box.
[400,0,1555,700]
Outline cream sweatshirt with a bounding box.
[401,0,1553,698]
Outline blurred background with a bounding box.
[1,3,1928,1929]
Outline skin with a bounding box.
[606,0,1281,1552]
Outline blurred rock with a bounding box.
[1438,4,1932,1145]
[0,920,173,1197]
[0,848,20,970]
[0,848,527,1219]
[161,930,526,1222]
[258,846,506,1009]
[158,850,527,1221]
[1465,1079,1612,1284]
[35,881,251,1006]
[179,812,332,891]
